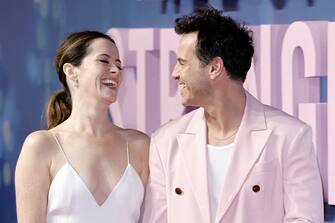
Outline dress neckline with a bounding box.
[49,163,143,207]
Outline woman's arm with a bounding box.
[15,131,52,223]
[125,129,150,223]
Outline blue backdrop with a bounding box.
[0,0,333,222]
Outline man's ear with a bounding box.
[63,63,78,81]
[209,57,224,80]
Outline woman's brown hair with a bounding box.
[45,31,115,129]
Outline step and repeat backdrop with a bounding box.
[0,0,334,222]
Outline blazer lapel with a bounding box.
[177,108,211,223]
[215,92,272,222]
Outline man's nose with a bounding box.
[172,65,179,80]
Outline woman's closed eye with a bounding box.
[115,64,123,71]
[99,59,109,64]
[99,59,123,71]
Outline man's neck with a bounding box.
[204,87,246,146]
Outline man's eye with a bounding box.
[178,60,185,66]
[117,66,123,71]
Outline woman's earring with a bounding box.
[73,79,79,88]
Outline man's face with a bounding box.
[172,32,211,107]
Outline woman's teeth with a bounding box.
[102,79,117,87]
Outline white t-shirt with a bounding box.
[207,143,234,223]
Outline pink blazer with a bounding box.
[142,92,324,223]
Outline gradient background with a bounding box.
[0,0,334,222]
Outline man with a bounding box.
[143,7,324,223]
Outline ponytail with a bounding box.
[45,88,72,129]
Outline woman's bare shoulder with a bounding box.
[20,130,58,162]
[124,129,149,145]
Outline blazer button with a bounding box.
[175,187,183,195]
[252,185,260,192]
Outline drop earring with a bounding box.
[73,79,79,88]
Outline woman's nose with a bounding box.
[109,63,121,74]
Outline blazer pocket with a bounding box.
[241,160,278,212]
[250,159,278,175]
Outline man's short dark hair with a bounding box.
[175,7,254,82]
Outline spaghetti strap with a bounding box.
[49,130,70,163]
[126,140,130,165]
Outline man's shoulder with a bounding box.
[152,108,200,139]
[247,91,308,131]
[263,103,308,131]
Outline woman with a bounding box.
[15,31,149,223]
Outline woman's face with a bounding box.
[75,38,122,105]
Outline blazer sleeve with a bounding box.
[142,136,168,223]
[283,125,324,223]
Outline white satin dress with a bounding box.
[46,133,144,223]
